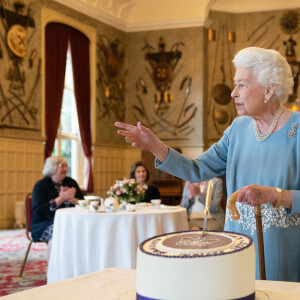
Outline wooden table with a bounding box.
[3,268,300,300]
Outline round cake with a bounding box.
[136,230,255,300]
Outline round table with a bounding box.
[47,205,188,283]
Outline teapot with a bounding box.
[101,197,119,212]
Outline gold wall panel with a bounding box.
[0,137,44,229]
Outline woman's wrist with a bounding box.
[55,196,64,206]
[281,189,292,209]
[271,188,292,209]
[153,140,169,163]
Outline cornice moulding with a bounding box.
[54,0,209,31]
[125,17,209,32]
[54,0,127,31]
[54,0,299,32]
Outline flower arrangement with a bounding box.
[107,178,145,203]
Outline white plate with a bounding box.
[136,202,150,207]
[160,205,179,210]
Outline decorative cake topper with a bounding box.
[176,236,219,247]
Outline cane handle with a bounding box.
[227,190,240,221]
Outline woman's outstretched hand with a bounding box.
[115,121,169,162]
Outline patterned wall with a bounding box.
[207,9,300,145]
[127,27,206,151]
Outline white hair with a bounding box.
[42,156,67,177]
[233,47,293,102]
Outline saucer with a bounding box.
[104,208,117,213]
[160,205,179,210]
[149,205,161,209]
[136,202,149,207]
[89,210,98,213]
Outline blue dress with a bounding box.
[156,112,300,282]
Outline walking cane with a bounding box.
[228,192,266,280]
[254,205,266,280]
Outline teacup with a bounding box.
[84,195,101,206]
[126,203,136,212]
[151,199,161,208]
[89,201,99,212]
[78,199,87,208]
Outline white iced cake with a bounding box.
[136,230,255,300]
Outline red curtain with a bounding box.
[45,23,94,192]
[69,29,94,192]
[45,23,68,158]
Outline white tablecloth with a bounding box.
[47,206,188,284]
[4,269,300,300]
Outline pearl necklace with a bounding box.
[254,105,283,142]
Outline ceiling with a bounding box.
[54,0,300,31]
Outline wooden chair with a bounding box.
[19,193,47,277]
[221,195,227,213]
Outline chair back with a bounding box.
[25,193,33,241]
[221,195,227,213]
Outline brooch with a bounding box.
[288,123,298,138]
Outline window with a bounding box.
[52,47,84,186]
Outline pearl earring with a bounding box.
[264,99,268,103]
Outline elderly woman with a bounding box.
[129,161,160,202]
[31,156,84,243]
[115,47,300,282]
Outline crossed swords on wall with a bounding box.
[133,75,197,139]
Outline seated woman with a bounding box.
[180,177,225,231]
[31,156,84,244]
[129,161,160,203]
